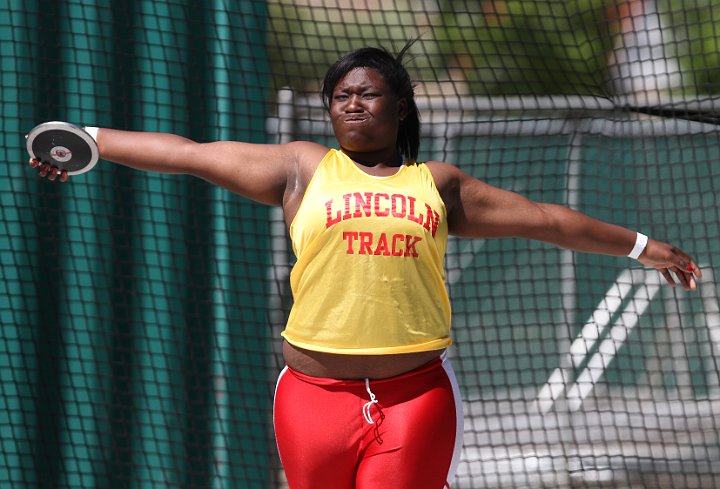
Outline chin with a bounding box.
[338,135,379,151]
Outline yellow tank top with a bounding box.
[281,149,451,354]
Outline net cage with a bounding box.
[1,1,720,488]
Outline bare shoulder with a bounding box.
[424,160,464,189]
[285,141,330,185]
[287,140,328,159]
[424,160,466,209]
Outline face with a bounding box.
[330,67,407,158]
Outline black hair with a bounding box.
[321,41,420,161]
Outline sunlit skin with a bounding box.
[28,65,701,379]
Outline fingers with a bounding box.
[28,158,68,183]
[658,265,698,291]
[659,268,676,287]
[673,266,696,291]
[670,249,702,288]
[38,162,51,177]
[641,240,701,291]
[686,261,703,280]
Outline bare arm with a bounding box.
[432,162,701,290]
[94,128,329,207]
[28,127,327,207]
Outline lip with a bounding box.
[344,116,368,123]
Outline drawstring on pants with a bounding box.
[362,378,386,444]
[362,378,379,424]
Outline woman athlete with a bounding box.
[30,45,701,489]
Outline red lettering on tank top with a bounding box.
[342,231,358,253]
[373,233,391,256]
[326,199,342,228]
[404,235,422,257]
[423,204,439,237]
[325,192,440,237]
[343,194,353,220]
[342,231,423,258]
[374,193,390,217]
[391,234,405,256]
[407,196,423,225]
[358,232,374,255]
[391,194,406,218]
[353,192,373,218]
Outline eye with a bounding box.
[334,94,349,102]
[363,93,380,99]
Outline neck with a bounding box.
[341,147,404,168]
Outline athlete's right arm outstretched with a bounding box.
[29,127,326,208]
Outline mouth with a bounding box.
[344,116,369,123]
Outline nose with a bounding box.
[345,94,363,112]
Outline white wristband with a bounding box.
[83,126,99,142]
[628,232,648,260]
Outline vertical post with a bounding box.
[269,87,294,489]
[269,88,294,357]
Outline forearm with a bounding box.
[531,203,638,256]
[95,128,197,174]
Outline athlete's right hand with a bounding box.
[29,158,68,182]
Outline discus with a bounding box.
[26,121,99,175]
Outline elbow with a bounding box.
[524,203,569,242]
[171,140,205,174]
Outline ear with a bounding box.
[397,97,408,121]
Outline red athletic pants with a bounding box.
[273,353,463,489]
